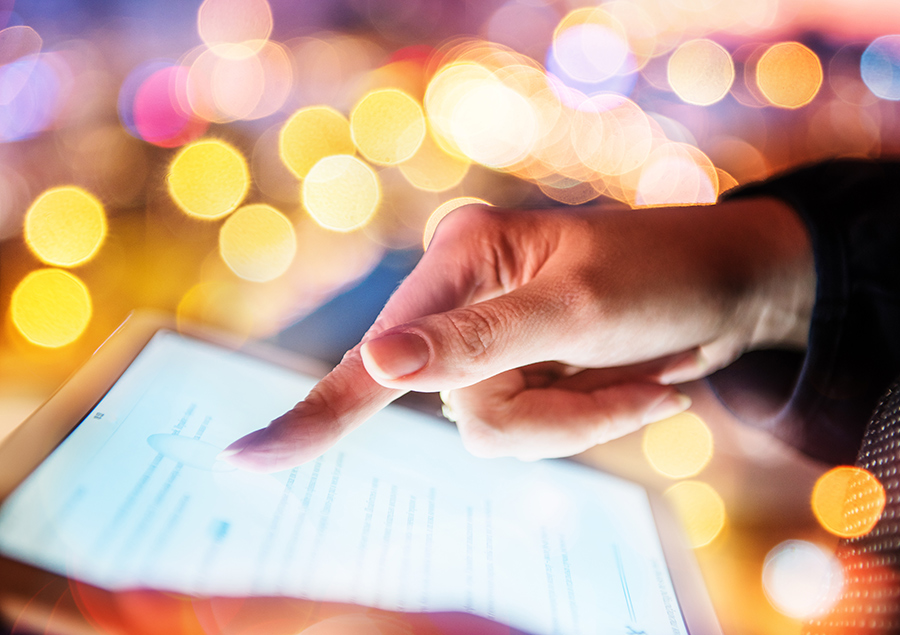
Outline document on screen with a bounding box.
[0,330,688,635]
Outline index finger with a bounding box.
[221,207,497,472]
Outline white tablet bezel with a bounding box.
[0,310,721,634]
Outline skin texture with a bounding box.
[221,197,815,472]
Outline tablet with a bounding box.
[0,311,721,635]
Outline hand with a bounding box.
[221,197,814,471]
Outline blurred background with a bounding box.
[1,0,898,632]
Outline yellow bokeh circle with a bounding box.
[350,88,426,166]
[24,186,107,267]
[667,39,735,106]
[756,42,823,109]
[642,412,713,478]
[811,466,886,538]
[11,269,92,348]
[279,106,355,179]
[219,204,297,282]
[399,128,470,193]
[167,139,250,219]
[664,480,726,548]
[302,155,380,232]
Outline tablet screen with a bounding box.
[0,330,689,635]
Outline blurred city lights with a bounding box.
[121,63,208,148]
[279,106,355,179]
[667,39,734,106]
[663,480,726,548]
[635,142,719,206]
[538,177,603,205]
[167,138,250,219]
[642,412,714,478]
[861,35,900,100]
[11,269,92,348]
[811,465,886,538]
[218,204,297,282]
[756,42,823,108]
[423,196,490,250]
[0,25,42,67]
[485,0,557,62]
[451,77,538,168]
[0,52,62,142]
[350,88,426,165]
[183,39,292,123]
[185,44,265,122]
[762,540,843,619]
[24,186,107,267]
[302,154,380,232]
[197,0,273,58]
[398,126,470,192]
[548,7,636,97]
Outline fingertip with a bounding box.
[657,348,709,385]
[217,428,267,461]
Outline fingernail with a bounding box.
[216,448,241,460]
[644,392,692,424]
[361,332,430,380]
[658,349,709,385]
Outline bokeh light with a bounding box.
[811,465,886,538]
[663,480,726,548]
[350,88,426,165]
[302,154,380,232]
[485,0,557,62]
[0,25,42,67]
[538,177,603,205]
[11,269,92,348]
[167,138,250,219]
[398,126,470,192]
[425,61,539,169]
[667,39,734,106]
[636,142,719,206]
[572,94,652,176]
[186,44,259,122]
[197,0,273,58]
[24,186,107,267]
[549,7,635,96]
[279,106,355,180]
[0,53,62,142]
[756,42,823,109]
[423,196,489,250]
[121,63,208,148]
[218,204,296,282]
[861,35,900,100]
[762,540,843,619]
[642,412,713,478]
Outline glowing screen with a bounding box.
[0,331,688,635]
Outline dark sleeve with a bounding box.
[706,159,900,465]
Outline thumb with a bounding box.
[360,282,572,392]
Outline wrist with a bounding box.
[729,196,816,351]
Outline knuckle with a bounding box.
[440,204,500,235]
[437,306,500,362]
[432,205,505,253]
[457,417,503,458]
[454,396,517,458]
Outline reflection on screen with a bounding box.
[0,331,688,635]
